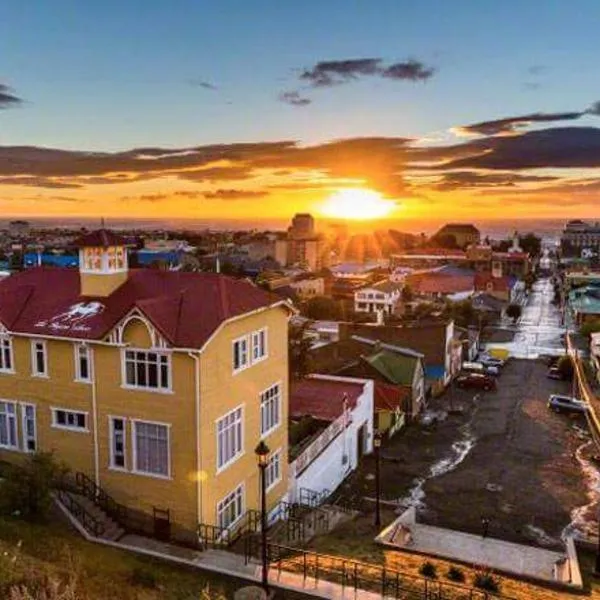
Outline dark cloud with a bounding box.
[382,60,435,81]
[0,176,81,188]
[203,189,269,200]
[298,57,435,88]
[586,101,600,116]
[454,111,584,136]
[188,78,217,90]
[433,170,558,191]
[0,84,23,108]
[279,91,311,107]
[527,65,546,76]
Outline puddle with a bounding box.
[526,524,559,547]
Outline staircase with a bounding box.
[56,489,126,541]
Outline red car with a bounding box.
[456,373,497,391]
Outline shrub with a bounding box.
[446,566,465,582]
[473,568,501,592]
[419,561,437,579]
[0,452,69,521]
[130,566,158,589]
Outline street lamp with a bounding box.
[254,440,270,594]
[373,430,382,528]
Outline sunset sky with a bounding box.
[2,0,600,226]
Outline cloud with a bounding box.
[382,60,435,81]
[0,176,81,188]
[0,84,24,108]
[586,101,600,116]
[298,57,435,88]
[433,170,558,191]
[454,111,584,136]
[203,189,269,200]
[279,91,311,107]
[527,65,546,76]
[188,78,217,90]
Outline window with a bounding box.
[133,420,170,477]
[260,383,281,436]
[265,450,281,491]
[0,337,13,373]
[217,484,244,530]
[0,402,17,449]
[31,341,47,377]
[52,409,87,431]
[21,404,36,452]
[109,417,126,469]
[233,337,249,372]
[252,329,267,362]
[75,344,92,382]
[216,406,243,470]
[124,350,170,391]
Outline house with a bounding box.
[569,286,600,325]
[474,272,518,302]
[374,383,410,438]
[404,270,474,300]
[354,279,403,315]
[0,229,291,544]
[454,327,480,362]
[339,320,456,388]
[471,292,507,322]
[433,224,481,249]
[289,275,325,299]
[287,375,373,502]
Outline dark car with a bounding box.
[456,373,497,391]
[547,394,587,414]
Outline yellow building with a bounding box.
[0,229,291,543]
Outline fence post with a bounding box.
[303,551,307,581]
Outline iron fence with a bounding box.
[57,489,105,538]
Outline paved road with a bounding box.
[488,278,565,358]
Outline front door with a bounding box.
[153,507,171,541]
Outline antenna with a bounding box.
[100,217,106,228]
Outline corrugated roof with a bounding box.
[290,378,364,421]
[362,350,418,386]
[374,382,410,412]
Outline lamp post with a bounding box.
[373,430,382,528]
[254,440,270,595]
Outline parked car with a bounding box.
[547,366,564,380]
[462,361,499,377]
[456,373,497,391]
[477,354,505,369]
[547,394,587,414]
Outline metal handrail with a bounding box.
[57,489,105,538]
[75,471,128,524]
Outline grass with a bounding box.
[0,515,309,600]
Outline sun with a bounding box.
[319,188,396,220]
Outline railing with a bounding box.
[198,523,231,549]
[290,414,346,478]
[244,538,515,600]
[299,487,331,508]
[74,472,128,525]
[57,489,105,538]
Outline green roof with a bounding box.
[569,286,600,314]
[363,350,419,385]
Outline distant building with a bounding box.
[289,275,325,299]
[354,280,403,315]
[277,214,328,271]
[433,223,481,249]
[561,220,600,254]
[8,220,30,237]
[288,213,315,239]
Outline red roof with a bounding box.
[492,252,529,261]
[73,229,127,248]
[290,378,364,422]
[474,272,512,292]
[374,383,410,412]
[407,274,474,294]
[0,268,285,348]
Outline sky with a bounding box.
[2,0,600,227]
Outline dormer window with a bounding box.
[80,245,127,274]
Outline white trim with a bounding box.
[91,346,100,488]
[232,335,250,374]
[109,415,127,471]
[0,400,19,450]
[0,336,15,374]
[215,404,245,474]
[251,327,268,364]
[74,343,93,383]
[188,351,203,529]
[20,403,37,453]
[121,348,172,393]
[131,419,171,479]
[265,448,282,492]
[260,381,282,439]
[216,481,245,531]
[30,339,48,378]
[51,407,88,432]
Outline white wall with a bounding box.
[288,376,374,502]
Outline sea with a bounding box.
[0,217,576,243]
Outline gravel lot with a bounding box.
[343,358,592,549]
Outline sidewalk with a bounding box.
[56,497,383,599]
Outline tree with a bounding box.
[506,303,522,323]
[303,296,340,320]
[556,356,574,380]
[580,319,600,337]
[519,233,542,257]
[1,452,68,521]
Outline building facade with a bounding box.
[0,229,291,542]
[354,280,403,315]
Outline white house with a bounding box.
[287,375,374,503]
[354,279,403,315]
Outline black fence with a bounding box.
[74,471,129,525]
[57,489,105,538]
[244,536,516,600]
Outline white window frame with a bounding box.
[51,408,88,432]
[109,416,127,471]
[131,419,171,479]
[260,382,281,438]
[232,336,249,373]
[74,343,93,383]
[31,340,48,378]
[121,348,172,393]
[216,483,245,531]
[0,336,14,374]
[216,405,244,473]
[265,449,282,492]
[251,328,268,363]
[0,401,18,450]
[21,403,36,453]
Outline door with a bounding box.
[153,507,171,541]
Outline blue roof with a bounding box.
[135,250,182,266]
[24,253,79,268]
[425,365,446,380]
